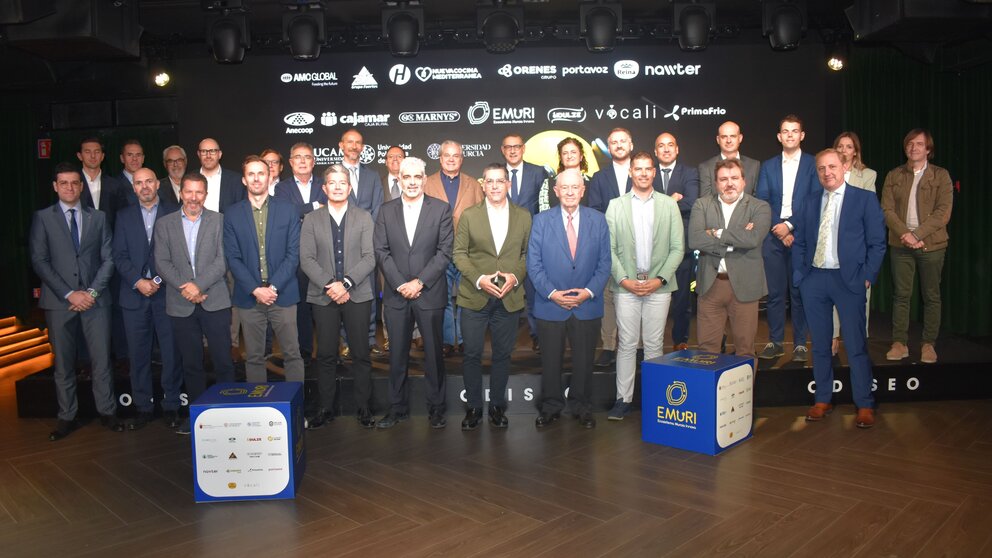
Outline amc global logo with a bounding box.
[280,71,338,87]
[547,107,587,123]
[399,111,461,124]
[613,60,640,80]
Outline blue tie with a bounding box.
[511,169,519,200]
[68,208,80,253]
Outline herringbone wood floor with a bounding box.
[3,364,992,558]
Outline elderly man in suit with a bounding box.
[300,164,377,429]
[424,140,482,357]
[113,167,183,431]
[528,169,612,429]
[154,172,234,434]
[653,132,700,351]
[794,150,886,428]
[160,145,187,206]
[31,162,123,440]
[224,156,303,385]
[755,115,819,363]
[375,156,454,429]
[698,121,760,198]
[453,163,532,430]
[689,159,771,359]
[606,151,684,421]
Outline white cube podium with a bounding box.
[190,383,305,502]
[641,351,754,455]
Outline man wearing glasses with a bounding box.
[161,145,187,205]
[196,137,245,214]
[260,149,284,196]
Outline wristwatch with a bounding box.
[87,288,99,298]
[152,276,163,285]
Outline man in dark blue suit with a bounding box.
[224,156,304,385]
[196,137,245,214]
[653,132,700,350]
[527,169,612,429]
[113,168,183,430]
[756,115,820,363]
[793,150,886,428]
[77,137,128,233]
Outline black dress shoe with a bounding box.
[461,408,483,431]
[100,415,125,432]
[128,411,153,431]
[456,343,464,354]
[430,409,447,429]
[163,410,181,429]
[442,344,454,358]
[49,418,81,441]
[356,408,376,429]
[532,337,540,353]
[535,412,560,427]
[376,412,409,429]
[578,412,596,429]
[594,350,616,368]
[489,406,508,428]
[176,418,191,435]
[306,408,334,429]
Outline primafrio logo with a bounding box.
[399,111,461,124]
[388,64,411,85]
[663,105,728,120]
[497,63,557,80]
[351,66,378,89]
[547,107,587,123]
[280,71,338,87]
[284,112,315,135]
[613,60,640,79]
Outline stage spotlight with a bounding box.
[827,56,844,71]
[674,1,714,52]
[763,0,806,51]
[282,3,325,60]
[382,1,424,57]
[477,1,523,54]
[153,71,171,87]
[580,1,622,52]
[207,11,250,64]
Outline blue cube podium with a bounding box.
[190,383,306,502]
[641,351,754,455]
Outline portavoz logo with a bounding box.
[547,107,587,123]
[497,63,557,80]
[467,101,535,125]
[613,60,639,79]
[351,66,378,89]
[321,111,391,127]
[561,65,608,77]
[399,111,461,124]
[280,71,338,87]
[284,112,315,135]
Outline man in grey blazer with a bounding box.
[698,121,761,198]
[689,159,771,358]
[300,164,377,429]
[154,172,234,433]
[30,162,123,440]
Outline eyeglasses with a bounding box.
[290,155,314,162]
[483,178,508,185]
[501,144,523,151]
[263,160,281,167]
[198,149,220,155]
[165,158,185,165]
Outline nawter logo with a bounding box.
[388,64,411,85]
[547,107,587,123]
[497,63,557,80]
[351,66,378,89]
[613,60,640,79]
[643,63,702,77]
[399,111,461,124]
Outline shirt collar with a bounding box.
[782,151,801,163]
[59,200,80,213]
[659,162,676,172]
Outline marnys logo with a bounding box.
[561,65,608,77]
[661,105,727,121]
[547,107,587,123]
[613,60,639,80]
[399,111,461,124]
[351,66,378,89]
[467,101,535,125]
[320,111,391,127]
[284,112,315,135]
[280,71,338,87]
[497,63,557,80]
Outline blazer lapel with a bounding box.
[479,204,499,256]
[410,198,429,249]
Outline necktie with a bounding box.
[813,192,835,267]
[391,178,400,199]
[68,208,80,254]
[349,166,359,198]
[566,213,577,259]
[510,169,519,201]
[661,168,671,194]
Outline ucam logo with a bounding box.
[284,112,315,135]
[399,111,461,124]
[388,64,411,85]
[613,60,640,79]
[351,66,378,89]
[497,63,557,80]
[547,107,587,123]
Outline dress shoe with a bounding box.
[594,349,616,368]
[805,402,834,422]
[412,338,424,350]
[461,408,483,431]
[356,408,376,429]
[886,342,909,361]
[376,412,409,429]
[457,343,464,354]
[578,412,596,429]
[921,343,938,364]
[49,418,81,441]
[856,408,876,429]
[370,344,385,358]
[831,337,840,357]
[128,411,153,431]
[674,342,689,351]
[175,418,191,435]
[429,409,447,429]
[489,405,508,428]
[535,412,560,427]
[162,410,181,429]
[531,337,541,353]
[442,344,454,358]
[230,346,243,363]
[607,399,630,421]
[340,344,351,360]
[758,342,784,360]
[306,408,334,429]
[792,345,809,363]
[100,415,125,432]
[382,339,390,353]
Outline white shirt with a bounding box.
[296,175,320,211]
[630,191,655,274]
[506,163,523,199]
[781,151,801,221]
[485,199,510,255]
[906,162,927,231]
[169,177,182,203]
[816,183,846,269]
[612,161,629,198]
[403,195,424,245]
[717,194,742,273]
[327,202,347,225]
[658,163,676,194]
[82,170,102,210]
[201,167,222,212]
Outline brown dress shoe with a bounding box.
[921,343,937,364]
[831,337,840,356]
[886,342,909,361]
[674,343,689,351]
[856,408,876,429]
[805,402,834,422]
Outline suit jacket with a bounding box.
[300,204,376,305]
[374,196,453,311]
[274,175,326,220]
[423,171,482,230]
[698,154,760,198]
[507,161,547,216]
[527,206,612,321]
[213,167,247,214]
[606,191,684,294]
[652,162,700,252]
[30,203,115,310]
[112,200,180,310]
[587,165,632,213]
[689,193,771,302]
[159,178,182,206]
[881,163,952,251]
[223,197,301,308]
[349,163,385,221]
[153,208,231,316]
[81,172,128,233]
[452,201,532,312]
[381,173,401,202]
[792,184,887,294]
[755,152,819,228]
[847,166,877,193]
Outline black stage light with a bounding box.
[580,1,622,52]
[674,1,714,52]
[382,1,424,57]
[477,1,523,54]
[283,3,325,60]
[763,0,806,51]
[207,11,250,64]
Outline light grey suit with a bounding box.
[30,203,117,420]
[698,155,761,198]
[153,209,231,316]
[300,205,376,305]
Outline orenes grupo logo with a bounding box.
[613,60,640,79]
[666,381,688,406]
[497,64,513,77]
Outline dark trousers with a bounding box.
[171,305,234,404]
[384,303,445,415]
[524,276,538,340]
[295,269,314,356]
[763,233,808,345]
[670,252,695,345]
[537,315,600,415]
[461,298,521,409]
[123,294,183,412]
[313,299,372,412]
[46,306,115,420]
